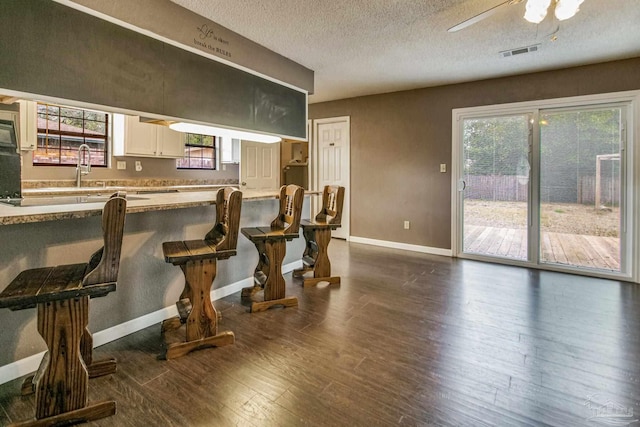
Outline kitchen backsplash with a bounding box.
[22,178,239,189]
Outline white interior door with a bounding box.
[240,140,280,191]
[314,117,350,239]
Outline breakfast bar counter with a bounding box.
[0,187,312,377]
[0,188,297,225]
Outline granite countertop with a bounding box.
[21,184,229,197]
[0,187,312,225]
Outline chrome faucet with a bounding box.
[76,144,91,188]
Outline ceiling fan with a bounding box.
[447,0,585,32]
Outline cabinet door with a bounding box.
[125,116,157,156]
[156,126,184,158]
[18,101,37,151]
[0,111,19,153]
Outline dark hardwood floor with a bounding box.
[1,240,639,426]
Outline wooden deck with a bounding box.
[464,225,620,271]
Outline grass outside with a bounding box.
[464,200,620,237]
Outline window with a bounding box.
[177,133,216,170]
[34,103,108,166]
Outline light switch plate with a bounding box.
[440,163,447,173]
[116,161,126,170]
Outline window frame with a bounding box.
[176,133,217,170]
[33,102,109,167]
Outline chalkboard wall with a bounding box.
[0,0,307,139]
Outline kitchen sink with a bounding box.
[0,195,148,207]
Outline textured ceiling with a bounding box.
[171,0,640,104]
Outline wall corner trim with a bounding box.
[349,236,453,257]
[0,260,303,386]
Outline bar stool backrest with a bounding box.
[83,192,128,286]
[271,184,304,234]
[205,187,243,251]
[315,185,345,225]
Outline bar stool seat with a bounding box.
[241,184,304,313]
[0,192,127,427]
[160,187,241,359]
[293,185,345,287]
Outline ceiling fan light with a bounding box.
[169,122,282,143]
[554,0,584,20]
[524,0,551,23]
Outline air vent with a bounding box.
[500,44,540,58]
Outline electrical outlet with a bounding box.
[116,161,126,170]
[135,161,142,172]
[440,163,447,173]
[404,220,410,230]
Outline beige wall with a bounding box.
[309,57,640,250]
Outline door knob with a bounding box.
[241,182,246,186]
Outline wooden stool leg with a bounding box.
[15,297,116,426]
[249,239,298,313]
[20,326,116,396]
[264,239,286,301]
[185,259,217,341]
[81,327,117,379]
[36,297,89,418]
[303,228,341,287]
[242,240,269,298]
[293,227,315,278]
[161,265,193,333]
[165,259,234,359]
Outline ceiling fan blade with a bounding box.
[448,0,521,33]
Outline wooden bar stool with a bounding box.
[0,192,127,427]
[241,184,304,313]
[161,187,242,359]
[293,185,345,287]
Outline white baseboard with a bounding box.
[349,236,452,257]
[0,351,46,387]
[0,260,302,386]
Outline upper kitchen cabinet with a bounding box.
[113,115,184,158]
[0,101,37,151]
[18,100,37,151]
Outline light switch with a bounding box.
[440,163,447,173]
[404,221,410,230]
[116,161,126,170]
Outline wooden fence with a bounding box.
[464,175,620,205]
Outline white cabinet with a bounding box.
[157,125,184,158]
[220,137,240,163]
[113,114,184,158]
[0,102,37,152]
[0,101,38,151]
[18,101,37,151]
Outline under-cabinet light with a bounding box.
[169,122,282,144]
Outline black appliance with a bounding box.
[0,119,22,199]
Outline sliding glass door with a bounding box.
[461,114,530,261]
[456,99,630,278]
[539,106,624,271]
